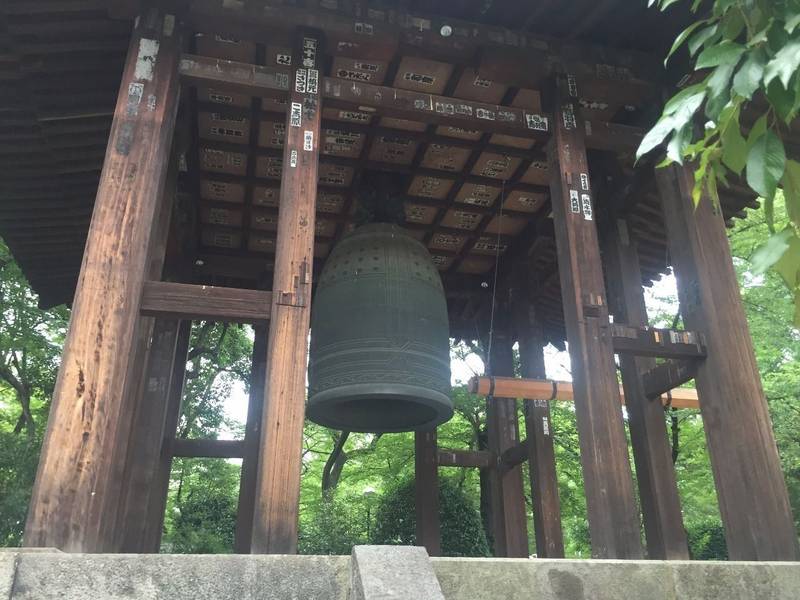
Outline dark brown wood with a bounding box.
[179,54,641,151]
[437,448,492,469]
[547,73,642,559]
[486,328,530,558]
[172,438,245,459]
[23,10,182,552]
[642,360,698,399]
[656,163,800,561]
[142,319,191,553]
[252,29,323,555]
[415,429,442,556]
[140,281,273,323]
[234,325,268,553]
[513,295,565,558]
[117,318,182,552]
[611,324,706,359]
[602,215,688,560]
[500,440,529,470]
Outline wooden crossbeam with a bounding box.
[437,448,492,469]
[172,438,245,459]
[178,54,643,150]
[641,360,699,400]
[140,281,272,323]
[500,439,529,471]
[611,324,706,359]
[469,376,700,410]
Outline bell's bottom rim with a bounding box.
[306,383,453,433]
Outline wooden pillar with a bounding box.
[656,164,800,561]
[142,319,192,552]
[24,9,181,552]
[415,429,442,556]
[117,318,183,552]
[486,324,530,558]
[546,73,643,558]
[234,324,268,553]
[512,295,565,558]
[252,29,323,554]
[601,215,689,559]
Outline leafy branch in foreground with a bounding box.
[640,0,800,324]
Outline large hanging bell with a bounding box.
[307,223,453,433]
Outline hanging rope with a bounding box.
[485,177,506,377]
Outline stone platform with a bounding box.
[1,546,798,599]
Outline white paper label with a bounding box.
[290,149,298,167]
[581,193,593,220]
[569,189,580,213]
[303,130,314,151]
[290,102,302,127]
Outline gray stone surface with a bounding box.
[668,560,800,600]
[0,552,16,600]
[432,558,675,600]
[11,553,349,600]
[352,545,445,600]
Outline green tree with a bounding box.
[642,0,800,323]
[370,475,490,557]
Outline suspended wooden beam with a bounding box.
[140,281,272,323]
[611,324,707,359]
[437,448,492,469]
[172,438,245,459]
[178,54,643,150]
[469,376,700,410]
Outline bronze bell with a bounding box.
[307,223,453,433]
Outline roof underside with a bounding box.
[0,0,761,345]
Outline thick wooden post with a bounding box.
[546,73,643,558]
[142,319,191,552]
[252,29,323,554]
[415,429,442,556]
[656,164,800,561]
[486,325,530,558]
[512,296,565,558]
[234,324,268,553]
[601,215,689,559]
[24,9,181,552]
[117,318,183,552]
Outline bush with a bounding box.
[370,475,489,557]
[686,519,728,560]
[169,490,237,554]
[299,495,368,555]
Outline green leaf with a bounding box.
[696,41,745,69]
[746,114,768,152]
[780,160,800,227]
[663,84,707,116]
[638,87,706,160]
[750,228,793,274]
[721,121,747,174]
[732,48,767,99]
[764,195,776,233]
[667,122,693,164]
[747,130,787,200]
[766,77,796,122]
[786,12,800,34]
[721,9,745,40]
[666,20,707,65]
[772,233,800,290]
[688,24,720,56]
[764,38,800,88]
[637,115,677,160]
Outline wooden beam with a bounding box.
[469,376,700,410]
[513,293,565,558]
[486,328,530,558]
[641,359,698,399]
[142,320,191,553]
[116,319,182,553]
[500,440,529,471]
[547,73,642,559]
[172,438,245,459]
[602,215,688,559]
[437,448,492,469]
[140,281,272,323]
[611,324,706,359]
[234,325,268,553]
[23,10,181,553]
[179,54,642,151]
[415,430,442,556]
[656,163,800,561]
[252,29,323,555]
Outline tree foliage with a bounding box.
[643,0,800,324]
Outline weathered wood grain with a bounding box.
[140,280,273,323]
[415,429,442,556]
[23,9,182,552]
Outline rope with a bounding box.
[485,178,506,376]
